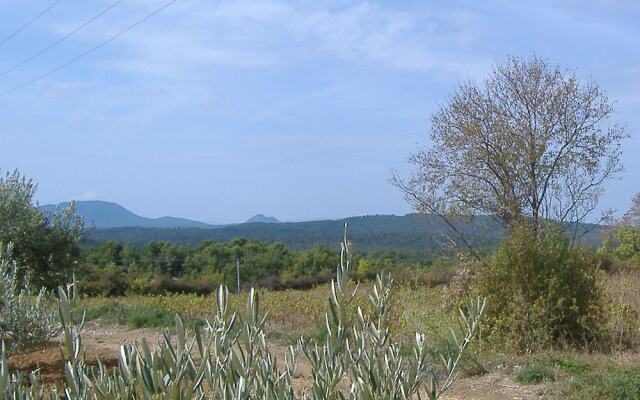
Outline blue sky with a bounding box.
[0,0,638,223]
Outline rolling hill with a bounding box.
[42,200,603,253]
[40,201,216,229]
[86,213,603,253]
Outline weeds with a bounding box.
[515,363,555,385]
[562,365,640,399]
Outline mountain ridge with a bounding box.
[42,201,604,253]
[40,200,217,229]
[246,214,280,224]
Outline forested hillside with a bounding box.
[87,213,603,252]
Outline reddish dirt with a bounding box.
[441,372,546,400]
[8,321,162,385]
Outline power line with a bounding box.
[0,0,180,98]
[0,0,124,78]
[0,0,64,48]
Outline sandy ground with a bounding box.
[8,322,546,399]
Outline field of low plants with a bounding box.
[71,264,640,399]
[78,283,452,340]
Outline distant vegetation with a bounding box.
[85,214,604,251]
[86,213,503,251]
[77,237,457,296]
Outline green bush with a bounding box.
[544,354,588,375]
[83,302,178,328]
[126,306,175,328]
[83,300,127,324]
[0,244,60,352]
[515,363,555,384]
[76,264,130,296]
[476,224,608,351]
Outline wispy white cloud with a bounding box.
[289,3,486,75]
[46,0,490,83]
[208,0,291,21]
[226,84,354,132]
[591,0,640,11]
[36,80,93,97]
[77,191,99,200]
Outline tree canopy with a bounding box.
[395,56,626,239]
[0,169,83,288]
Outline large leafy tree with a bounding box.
[394,56,626,243]
[0,169,83,288]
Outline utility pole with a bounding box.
[236,258,240,293]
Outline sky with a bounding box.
[0,0,638,224]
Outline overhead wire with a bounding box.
[0,0,180,98]
[0,0,124,78]
[0,0,63,48]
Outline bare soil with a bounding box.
[8,321,161,384]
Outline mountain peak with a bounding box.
[39,200,215,229]
[246,214,280,224]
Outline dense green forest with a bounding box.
[78,237,458,295]
[87,213,604,251]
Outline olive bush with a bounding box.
[0,244,60,351]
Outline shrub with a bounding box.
[76,264,130,296]
[83,300,127,324]
[515,363,555,384]
[544,354,588,375]
[0,244,60,352]
[603,366,640,399]
[125,306,175,328]
[83,301,184,328]
[476,224,608,351]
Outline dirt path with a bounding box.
[440,373,545,400]
[8,322,161,384]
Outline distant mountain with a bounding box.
[40,201,216,229]
[41,201,603,253]
[246,214,280,224]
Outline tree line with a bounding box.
[78,238,446,295]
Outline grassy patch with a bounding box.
[82,300,127,325]
[562,365,640,399]
[83,301,180,329]
[544,354,588,375]
[606,366,640,400]
[265,330,299,345]
[126,307,175,328]
[515,363,556,385]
